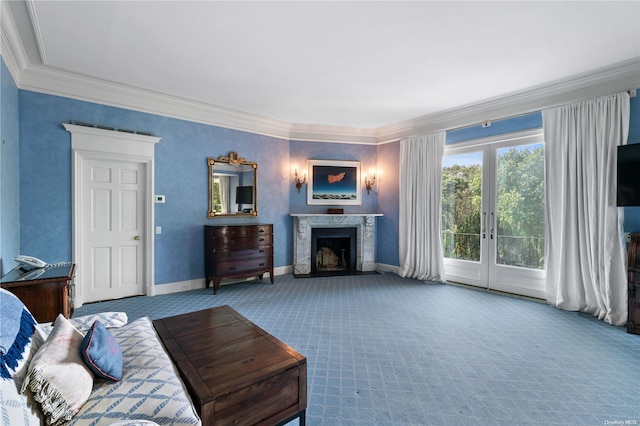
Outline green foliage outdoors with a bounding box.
[213,181,222,213]
[441,145,545,269]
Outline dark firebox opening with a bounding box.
[311,227,357,276]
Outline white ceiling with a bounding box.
[5,1,640,131]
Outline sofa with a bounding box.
[0,288,201,425]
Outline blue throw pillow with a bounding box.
[80,320,123,381]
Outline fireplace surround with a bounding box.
[291,214,382,276]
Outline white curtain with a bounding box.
[543,92,630,326]
[219,176,230,214]
[399,132,446,281]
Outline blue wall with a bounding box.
[289,141,378,214]
[5,63,640,287]
[375,141,400,266]
[0,58,20,275]
[446,112,543,144]
[18,91,291,285]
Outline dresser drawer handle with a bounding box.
[259,263,265,267]
[258,237,265,242]
[258,249,265,253]
[258,229,265,233]
[229,266,236,271]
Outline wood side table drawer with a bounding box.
[217,258,273,275]
[1,264,75,323]
[215,246,273,262]
[214,234,273,250]
[213,225,272,239]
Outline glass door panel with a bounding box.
[495,143,545,269]
[489,141,545,298]
[442,131,546,299]
[441,150,488,287]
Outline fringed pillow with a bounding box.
[22,314,93,426]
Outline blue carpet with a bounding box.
[74,273,640,425]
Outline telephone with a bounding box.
[15,255,48,269]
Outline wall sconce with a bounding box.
[364,171,376,195]
[294,167,307,193]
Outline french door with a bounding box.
[441,130,546,299]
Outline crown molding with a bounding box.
[376,57,640,143]
[10,54,640,146]
[18,64,294,140]
[290,123,378,145]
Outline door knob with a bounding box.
[134,235,141,240]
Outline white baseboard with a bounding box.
[375,263,400,275]
[151,278,206,296]
[150,265,293,296]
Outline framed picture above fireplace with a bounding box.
[307,159,361,205]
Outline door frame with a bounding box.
[64,123,161,308]
[443,128,545,299]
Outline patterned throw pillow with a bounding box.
[80,320,123,381]
[22,314,94,426]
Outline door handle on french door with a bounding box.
[134,235,141,241]
[482,212,487,239]
[490,212,495,240]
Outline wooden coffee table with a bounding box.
[153,305,307,426]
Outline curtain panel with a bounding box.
[543,92,630,326]
[399,132,446,281]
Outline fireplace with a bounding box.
[311,227,357,275]
[290,214,382,277]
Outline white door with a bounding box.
[442,130,546,299]
[82,158,146,302]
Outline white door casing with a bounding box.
[65,123,160,307]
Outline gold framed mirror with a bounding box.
[208,152,258,218]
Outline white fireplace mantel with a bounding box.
[290,213,383,275]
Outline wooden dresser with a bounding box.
[205,224,274,294]
[1,263,75,322]
[628,233,640,334]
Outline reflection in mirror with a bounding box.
[208,152,258,218]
